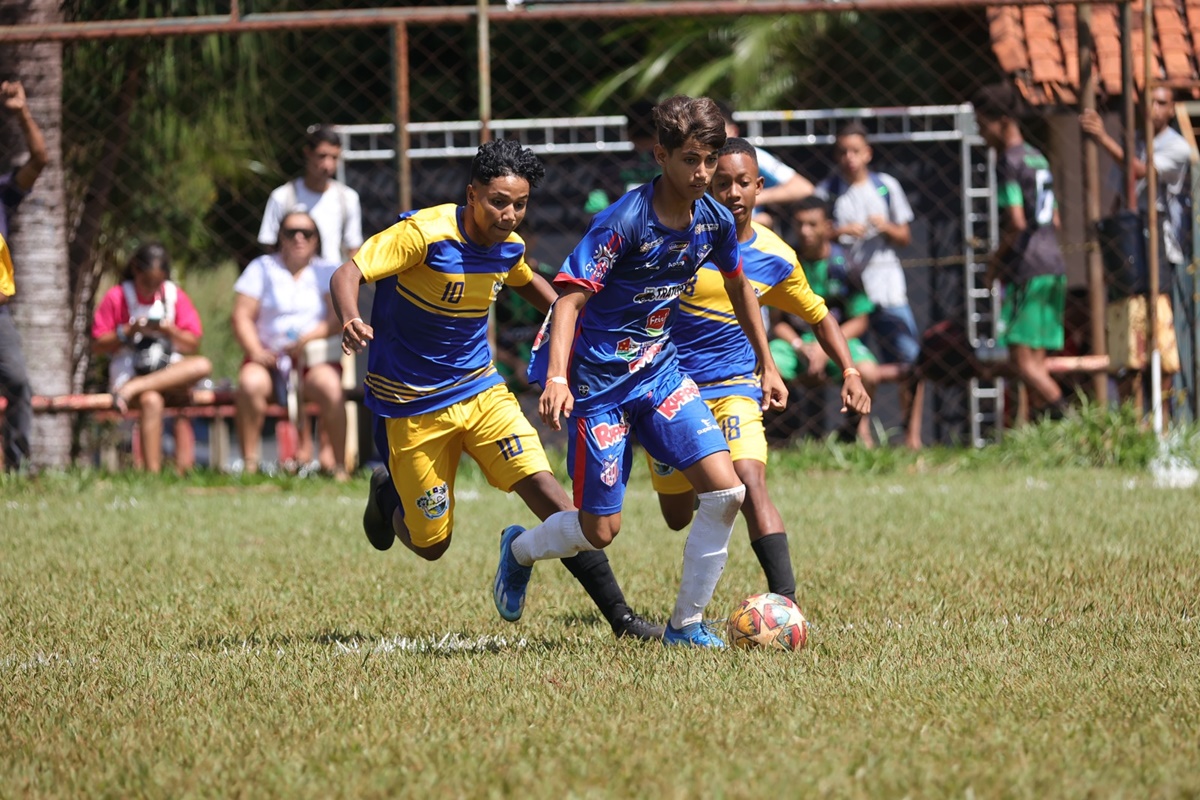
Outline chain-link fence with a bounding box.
[1,1,1196,467]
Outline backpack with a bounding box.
[819,172,895,222]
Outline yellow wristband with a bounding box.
[342,317,363,331]
[843,367,861,379]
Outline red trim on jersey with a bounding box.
[554,275,603,294]
[719,257,744,278]
[572,416,588,510]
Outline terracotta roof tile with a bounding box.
[991,0,1199,105]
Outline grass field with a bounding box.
[3,451,1199,798]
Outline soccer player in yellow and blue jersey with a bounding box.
[330,139,661,641]
[649,137,871,603]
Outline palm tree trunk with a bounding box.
[0,0,72,467]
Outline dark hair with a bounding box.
[972,83,1024,121]
[123,242,170,281]
[793,194,831,218]
[278,208,323,253]
[717,136,757,161]
[654,95,727,151]
[304,124,341,150]
[470,139,546,188]
[714,99,735,124]
[835,120,870,142]
[626,99,657,141]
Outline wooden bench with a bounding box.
[4,388,353,471]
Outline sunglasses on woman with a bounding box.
[281,227,318,240]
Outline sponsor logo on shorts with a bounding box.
[589,240,619,283]
[639,236,665,254]
[415,482,450,520]
[696,418,721,436]
[656,378,701,420]
[633,284,686,304]
[590,420,629,449]
[694,222,721,234]
[651,459,675,477]
[600,457,621,487]
[646,308,670,337]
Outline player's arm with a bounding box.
[810,315,870,414]
[538,286,591,430]
[511,271,558,315]
[723,271,787,411]
[331,260,373,354]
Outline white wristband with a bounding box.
[342,317,363,332]
[547,376,569,386]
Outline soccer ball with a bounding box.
[726,592,809,651]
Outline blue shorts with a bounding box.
[567,372,730,515]
[869,304,921,365]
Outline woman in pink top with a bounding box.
[92,243,212,473]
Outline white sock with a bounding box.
[511,511,596,566]
[670,485,745,630]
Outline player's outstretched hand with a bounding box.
[539,382,574,431]
[760,368,788,412]
[841,374,871,415]
[342,318,373,355]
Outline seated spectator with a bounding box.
[91,243,212,473]
[232,209,347,478]
[769,196,891,446]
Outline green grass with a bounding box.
[2,459,1199,798]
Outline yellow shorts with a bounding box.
[381,383,550,548]
[648,394,766,495]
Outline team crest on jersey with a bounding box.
[600,457,621,487]
[591,419,629,449]
[656,378,701,420]
[415,483,449,520]
[615,337,638,361]
[651,459,675,477]
[589,241,619,283]
[646,308,670,337]
[633,284,686,304]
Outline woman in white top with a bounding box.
[232,209,347,478]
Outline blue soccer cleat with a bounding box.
[494,525,532,622]
[663,621,727,649]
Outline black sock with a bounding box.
[751,533,796,603]
[559,549,631,628]
[376,472,401,520]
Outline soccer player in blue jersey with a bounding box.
[495,96,787,648]
[648,138,871,603]
[331,139,661,641]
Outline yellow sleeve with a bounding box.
[352,219,428,283]
[761,261,829,326]
[505,257,535,288]
[0,235,14,297]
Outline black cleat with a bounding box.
[612,612,666,642]
[363,466,396,551]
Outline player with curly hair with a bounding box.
[331,139,662,641]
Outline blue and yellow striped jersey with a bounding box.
[354,204,534,417]
[674,221,828,401]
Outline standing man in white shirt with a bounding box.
[259,124,364,265]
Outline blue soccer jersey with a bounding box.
[674,221,829,401]
[354,204,534,418]
[528,180,742,415]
